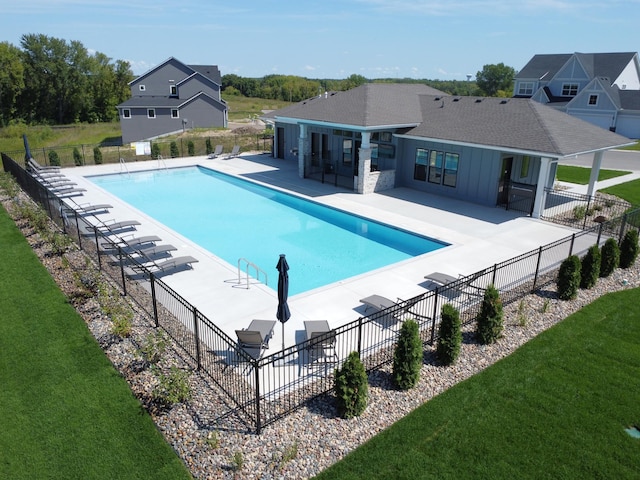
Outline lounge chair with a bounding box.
[27,158,60,172]
[360,294,427,322]
[207,145,223,158]
[304,320,337,364]
[67,201,113,214]
[94,219,141,234]
[133,243,177,259]
[146,255,198,273]
[424,271,484,298]
[225,145,240,159]
[235,319,276,360]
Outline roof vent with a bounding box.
[434,96,441,101]
[475,98,482,103]
[453,97,460,102]
[500,99,509,104]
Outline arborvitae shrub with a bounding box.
[151,143,161,159]
[557,255,581,300]
[93,146,103,164]
[170,141,179,158]
[600,238,620,277]
[436,304,461,365]
[205,138,213,155]
[334,351,368,418]
[580,244,600,289]
[187,140,195,156]
[392,319,422,389]
[73,147,82,166]
[48,150,60,166]
[476,284,503,344]
[620,229,639,269]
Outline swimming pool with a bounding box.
[89,166,447,295]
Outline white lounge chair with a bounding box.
[235,319,276,360]
[147,255,198,273]
[207,145,223,158]
[225,145,240,159]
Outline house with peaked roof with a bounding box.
[264,83,632,219]
[117,57,228,144]
[514,52,640,139]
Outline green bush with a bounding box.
[620,229,639,269]
[170,141,179,158]
[557,255,581,300]
[476,284,503,344]
[205,138,213,155]
[392,319,422,389]
[151,143,161,159]
[436,304,461,365]
[48,150,60,166]
[93,146,103,164]
[72,147,82,166]
[580,244,601,289]
[152,366,192,406]
[334,351,368,418]
[137,330,168,365]
[187,140,195,156]
[600,238,620,277]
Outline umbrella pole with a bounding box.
[282,322,285,352]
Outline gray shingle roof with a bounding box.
[404,96,631,156]
[189,65,222,85]
[516,52,637,82]
[515,54,572,80]
[619,90,640,111]
[270,83,445,127]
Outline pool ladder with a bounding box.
[119,157,129,174]
[237,258,268,289]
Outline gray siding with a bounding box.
[130,59,192,97]
[178,76,221,100]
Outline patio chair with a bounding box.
[94,219,141,234]
[66,201,113,215]
[360,294,428,323]
[235,319,276,360]
[207,144,223,158]
[27,158,61,172]
[225,145,240,159]
[146,255,199,274]
[304,320,337,365]
[424,271,484,298]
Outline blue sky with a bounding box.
[1,0,638,80]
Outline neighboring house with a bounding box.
[264,83,632,218]
[117,57,228,144]
[514,52,640,139]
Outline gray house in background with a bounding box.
[265,83,632,218]
[514,52,640,139]
[117,57,227,144]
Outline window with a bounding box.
[562,83,579,96]
[122,108,131,119]
[443,153,459,187]
[414,149,428,181]
[171,109,179,118]
[170,84,177,95]
[588,94,598,106]
[147,108,155,118]
[518,82,534,96]
[342,139,352,165]
[428,150,444,184]
[520,156,530,178]
[139,84,146,91]
[372,131,392,142]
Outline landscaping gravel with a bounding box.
[3,189,638,480]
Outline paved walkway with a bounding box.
[60,153,616,351]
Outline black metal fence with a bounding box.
[3,152,640,434]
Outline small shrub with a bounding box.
[436,304,461,365]
[620,229,639,269]
[231,451,244,471]
[187,140,195,156]
[540,298,550,314]
[93,146,103,164]
[73,147,82,166]
[476,284,503,344]
[151,143,161,159]
[48,150,60,166]
[137,330,168,365]
[334,351,368,418]
[557,255,581,300]
[278,440,298,469]
[46,231,73,256]
[516,299,527,326]
[580,244,601,289]
[170,141,179,158]
[0,172,20,198]
[152,366,192,405]
[573,205,587,220]
[205,430,220,449]
[110,310,133,338]
[205,138,213,155]
[392,319,422,389]
[600,238,620,277]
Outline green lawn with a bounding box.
[316,288,640,479]
[557,164,630,184]
[602,179,640,206]
[0,205,192,479]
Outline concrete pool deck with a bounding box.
[61,153,586,350]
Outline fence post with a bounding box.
[532,246,543,293]
[618,213,628,243]
[255,362,262,434]
[118,245,127,296]
[357,317,363,355]
[150,274,159,327]
[597,221,604,245]
[582,196,592,230]
[569,233,575,256]
[94,228,102,270]
[193,307,202,370]
[74,212,82,247]
[491,264,497,285]
[430,289,439,344]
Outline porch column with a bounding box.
[531,157,553,219]
[586,151,604,197]
[356,132,371,194]
[298,124,308,179]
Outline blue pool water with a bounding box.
[89,166,447,295]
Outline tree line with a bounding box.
[0,33,516,127]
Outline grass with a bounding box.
[316,288,640,479]
[601,179,640,205]
[0,205,192,479]
[556,164,630,184]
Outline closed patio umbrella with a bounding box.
[276,254,291,352]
